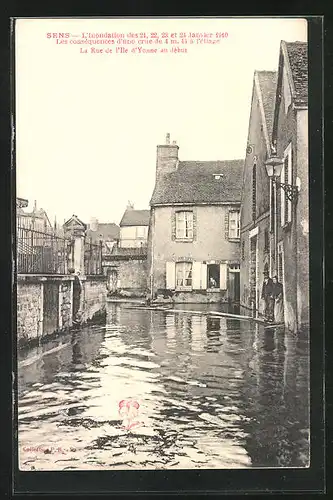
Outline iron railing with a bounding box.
[17,225,71,274]
[84,239,103,275]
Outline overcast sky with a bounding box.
[15,17,307,226]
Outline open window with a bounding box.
[207,264,220,289]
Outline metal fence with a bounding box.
[17,225,71,274]
[84,239,103,275]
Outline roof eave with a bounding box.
[150,201,241,207]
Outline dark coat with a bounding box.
[261,278,273,299]
[272,281,283,299]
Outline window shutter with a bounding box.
[192,261,202,289]
[200,262,207,289]
[193,209,197,241]
[224,212,229,239]
[280,161,285,226]
[166,261,175,289]
[220,263,228,290]
[171,212,176,240]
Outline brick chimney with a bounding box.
[156,133,179,178]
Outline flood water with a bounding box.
[17,304,310,470]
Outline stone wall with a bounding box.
[104,257,148,296]
[82,276,107,322]
[117,259,148,292]
[59,280,73,329]
[17,274,107,347]
[17,281,43,344]
[172,290,227,304]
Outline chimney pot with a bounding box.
[166,133,170,145]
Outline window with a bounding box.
[136,226,146,238]
[277,242,284,283]
[252,163,257,221]
[176,211,193,239]
[229,211,240,239]
[270,179,275,232]
[281,144,292,226]
[207,264,220,288]
[175,261,193,288]
[264,228,269,253]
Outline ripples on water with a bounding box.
[17,304,310,470]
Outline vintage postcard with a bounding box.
[14,16,317,481]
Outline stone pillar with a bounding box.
[63,224,86,275]
[73,230,85,274]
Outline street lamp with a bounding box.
[264,156,300,203]
[265,152,300,329]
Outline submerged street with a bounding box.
[18,304,309,470]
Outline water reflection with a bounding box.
[18,304,309,470]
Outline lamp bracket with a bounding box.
[273,179,299,202]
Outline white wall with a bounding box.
[119,226,148,247]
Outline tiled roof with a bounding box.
[120,209,150,227]
[256,71,278,139]
[150,160,243,205]
[86,223,120,242]
[284,41,308,106]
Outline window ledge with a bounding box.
[228,238,240,242]
[175,287,193,292]
[174,238,194,243]
[207,288,221,293]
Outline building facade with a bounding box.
[86,218,120,255]
[17,200,53,233]
[119,204,150,248]
[148,134,243,303]
[240,40,309,332]
[240,70,277,316]
[270,41,309,332]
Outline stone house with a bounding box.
[147,134,243,303]
[102,206,150,297]
[17,199,53,233]
[240,70,277,315]
[86,219,120,255]
[270,40,309,332]
[118,204,150,248]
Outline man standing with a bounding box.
[272,275,284,324]
[261,271,274,322]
